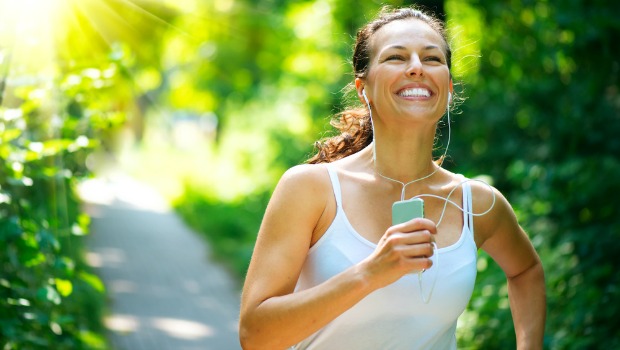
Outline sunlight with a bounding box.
[150,317,215,340]
[0,0,65,76]
[104,314,217,340]
[445,0,482,80]
[0,0,64,34]
[105,314,140,333]
[78,176,170,212]
[0,0,182,100]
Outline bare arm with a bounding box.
[239,165,437,350]
[507,258,546,349]
[475,185,546,350]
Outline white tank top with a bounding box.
[293,165,477,350]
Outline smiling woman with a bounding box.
[238,6,546,350]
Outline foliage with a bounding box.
[170,0,416,278]
[12,0,610,348]
[446,0,620,348]
[173,0,620,348]
[0,69,119,348]
[174,184,271,280]
[0,0,187,347]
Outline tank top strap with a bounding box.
[325,164,343,208]
[462,181,474,237]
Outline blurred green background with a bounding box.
[1,0,619,348]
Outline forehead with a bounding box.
[370,18,446,55]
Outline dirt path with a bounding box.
[81,177,242,350]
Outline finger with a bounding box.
[385,231,434,247]
[419,256,434,270]
[402,255,434,274]
[388,218,437,236]
[397,242,436,259]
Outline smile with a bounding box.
[397,88,431,98]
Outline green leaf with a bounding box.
[71,213,91,236]
[1,128,21,142]
[38,230,60,251]
[0,216,22,240]
[79,330,107,350]
[22,251,47,267]
[7,298,31,306]
[54,256,76,277]
[78,271,105,293]
[55,278,73,297]
[41,139,74,157]
[36,286,62,305]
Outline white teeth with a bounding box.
[399,88,430,97]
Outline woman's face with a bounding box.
[360,19,451,124]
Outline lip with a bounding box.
[395,83,435,99]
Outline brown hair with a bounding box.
[307,6,451,164]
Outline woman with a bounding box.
[239,6,546,350]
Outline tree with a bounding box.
[447,0,620,348]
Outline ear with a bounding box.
[355,78,367,104]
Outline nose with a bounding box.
[406,54,423,77]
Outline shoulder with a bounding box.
[466,177,520,248]
[277,163,331,193]
[468,177,505,216]
[259,163,334,247]
[465,177,541,277]
[269,163,332,212]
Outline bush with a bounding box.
[0,62,125,349]
[449,1,620,348]
[174,184,271,280]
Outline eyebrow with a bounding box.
[385,44,440,51]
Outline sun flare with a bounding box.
[0,0,177,94]
[0,0,68,74]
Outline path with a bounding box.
[80,176,242,350]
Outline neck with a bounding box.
[370,123,438,184]
[362,100,451,189]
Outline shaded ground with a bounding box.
[81,177,242,350]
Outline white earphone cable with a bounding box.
[363,89,496,304]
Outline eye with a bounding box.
[425,56,443,63]
[383,54,405,62]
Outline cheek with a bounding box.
[430,68,451,85]
[366,65,399,86]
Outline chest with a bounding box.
[299,221,478,324]
[340,181,466,248]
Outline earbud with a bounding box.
[362,89,370,106]
[447,92,452,108]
